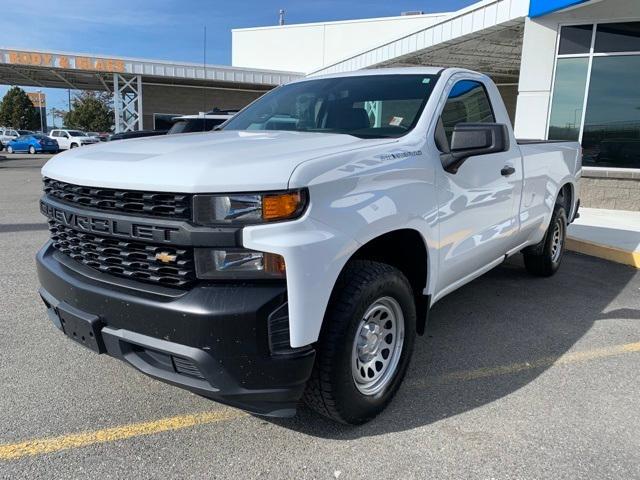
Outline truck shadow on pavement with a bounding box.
[267,252,639,438]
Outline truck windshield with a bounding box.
[222,74,438,139]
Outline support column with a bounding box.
[112,73,143,133]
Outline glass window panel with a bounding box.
[558,25,593,55]
[548,58,589,141]
[595,22,640,53]
[440,80,495,145]
[582,55,640,168]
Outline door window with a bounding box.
[438,80,495,147]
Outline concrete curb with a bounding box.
[567,237,640,269]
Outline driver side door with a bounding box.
[434,78,523,297]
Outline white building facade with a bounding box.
[233,0,640,210]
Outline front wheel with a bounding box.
[522,205,567,277]
[303,260,416,424]
[70,143,78,149]
[28,146,36,154]
[6,146,13,154]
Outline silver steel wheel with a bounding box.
[351,296,405,396]
[550,217,564,263]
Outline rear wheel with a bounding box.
[303,260,416,424]
[522,205,567,277]
[28,146,36,154]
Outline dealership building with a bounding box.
[1,0,638,209]
[233,0,640,210]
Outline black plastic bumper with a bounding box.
[36,242,315,417]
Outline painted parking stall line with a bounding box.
[0,409,245,461]
[1,341,638,461]
[409,341,640,388]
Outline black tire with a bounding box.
[522,205,567,277]
[70,143,78,149]
[303,260,416,424]
[28,146,36,154]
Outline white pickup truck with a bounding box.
[49,129,100,150]
[37,68,581,424]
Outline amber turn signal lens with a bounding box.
[264,253,286,275]
[262,192,303,221]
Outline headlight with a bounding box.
[193,190,307,225]
[195,248,285,279]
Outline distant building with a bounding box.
[232,0,640,210]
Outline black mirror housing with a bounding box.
[442,123,509,173]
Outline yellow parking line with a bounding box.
[0,409,245,461]
[1,341,639,461]
[410,341,640,387]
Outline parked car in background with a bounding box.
[86,132,110,142]
[6,134,59,154]
[49,129,99,150]
[0,127,20,146]
[109,130,167,141]
[167,110,236,134]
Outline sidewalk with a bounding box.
[567,207,640,268]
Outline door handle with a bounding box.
[501,165,516,176]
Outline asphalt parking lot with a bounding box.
[1,153,639,479]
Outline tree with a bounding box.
[50,108,68,129]
[64,91,113,132]
[0,86,40,130]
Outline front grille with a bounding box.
[43,177,192,219]
[49,220,196,288]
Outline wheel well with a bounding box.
[351,229,430,334]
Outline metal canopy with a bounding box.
[0,48,303,132]
[378,22,525,84]
[308,0,529,84]
[0,48,302,92]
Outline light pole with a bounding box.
[37,90,44,133]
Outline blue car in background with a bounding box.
[6,134,59,154]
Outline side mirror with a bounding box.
[441,123,509,173]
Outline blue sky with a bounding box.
[0,0,476,125]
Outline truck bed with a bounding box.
[517,139,574,145]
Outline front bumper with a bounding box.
[36,242,315,417]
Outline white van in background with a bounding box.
[49,129,100,150]
[0,127,19,147]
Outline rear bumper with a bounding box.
[36,242,315,417]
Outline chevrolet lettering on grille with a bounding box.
[40,199,180,243]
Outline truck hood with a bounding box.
[42,130,393,192]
